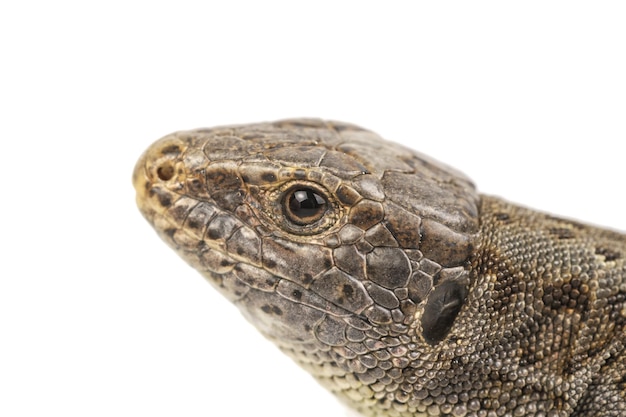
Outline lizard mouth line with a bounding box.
[135,119,626,416]
[139,189,363,322]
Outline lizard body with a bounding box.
[133,119,626,416]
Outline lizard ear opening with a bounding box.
[421,280,468,345]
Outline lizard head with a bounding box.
[134,119,481,414]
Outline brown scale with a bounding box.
[134,119,626,417]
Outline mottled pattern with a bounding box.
[133,119,626,417]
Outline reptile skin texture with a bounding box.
[133,119,626,417]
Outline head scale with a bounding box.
[134,119,480,414]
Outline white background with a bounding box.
[1,2,625,416]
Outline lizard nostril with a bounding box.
[156,162,175,181]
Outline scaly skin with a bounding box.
[133,119,626,417]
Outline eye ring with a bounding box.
[283,186,328,226]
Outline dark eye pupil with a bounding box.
[287,188,326,224]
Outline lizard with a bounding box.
[133,119,626,417]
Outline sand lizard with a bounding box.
[133,119,626,417]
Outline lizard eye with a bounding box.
[283,187,328,225]
[274,181,341,236]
